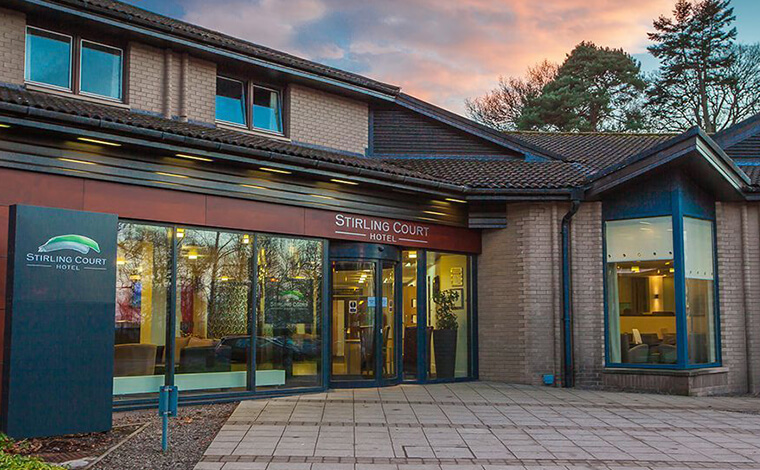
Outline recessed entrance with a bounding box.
[330,243,399,386]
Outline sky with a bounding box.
[122,0,760,116]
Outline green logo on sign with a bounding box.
[38,234,101,255]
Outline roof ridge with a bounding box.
[505,130,678,137]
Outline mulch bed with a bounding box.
[15,401,237,470]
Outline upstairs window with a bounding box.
[253,86,283,133]
[216,77,246,126]
[216,76,283,135]
[80,40,123,101]
[25,27,72,90]
[25,26,124,102]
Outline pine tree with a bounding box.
[647,0,738,132]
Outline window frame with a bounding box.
[215,75,285,137]
[215,75,248,128]
[78,38,125,102]
[251,84,284,135]
[603,213,721,370]
[25,25,126,103]
[24,25,74,92]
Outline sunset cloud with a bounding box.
[179,0,674,114]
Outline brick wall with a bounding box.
[288,84,369,155]
[0,7,25,85]
[478,203,563,385]
[570,202,605,388]
[128,43,216,123]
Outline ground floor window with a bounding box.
[427,252,470,379]
[605,215,719,368]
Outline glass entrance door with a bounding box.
[330,258,399,385]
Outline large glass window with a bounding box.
[427,252,470,379]
[684,217,717,364]
[114,223,171,397]
[257,236,323,389]
[80,40,123,100]
[216,76,246,126]
[252,86,283,133]
[175,227,252,392]
[25,27,72,90]
[606,217,677,365]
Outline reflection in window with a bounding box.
[252,86,283,133]
[427,252,469,379]
[401,251,420,380]
[606,217,678,365]
[80,40,123,100]
[25,27,72,90]
[684,217,716,364]
[257,236,323,389]
[216,76,246,126]
[176,228,252,392]
[114,223,171,396]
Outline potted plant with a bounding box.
[432,289,459,379]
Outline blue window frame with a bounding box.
[603,175,721,370]
[80,40,123,101]
[25,26,73,90]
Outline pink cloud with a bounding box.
[180,0,674,115]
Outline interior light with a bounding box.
[77,137,121,147]
[445,198,467,204]
[156,172,188,179]
[631,266,640,273]
[423,210,447,216]
[58,157,96,165]
[129,274,141,281]
[176,228,185,239]
[243,235,250,244]
[116,259,126,266]
[408,252,417,259]
[330,178,359,186]
[260,167,291,174]
[175,153,213,162]
[0,124,10,128]
[669,268,675,273]
[220,276,230,282]
[188,254,198,260]
[293,275,307,280]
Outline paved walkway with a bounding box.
[194,382,760,470]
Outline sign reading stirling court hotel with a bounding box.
[1,205,117,439]
[306,211,481,253]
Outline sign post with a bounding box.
[158,385,178,451]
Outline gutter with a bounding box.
[561,195,582,388]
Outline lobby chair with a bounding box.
[114,343,157,377]
[628,344,650,364]
[658,344,677,364]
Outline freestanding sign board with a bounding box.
[1,205,117,438]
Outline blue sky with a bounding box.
[122,0,760,114]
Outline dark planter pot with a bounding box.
[433,328,457,379]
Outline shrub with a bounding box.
[0,434,65,470]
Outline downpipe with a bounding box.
[561,199,581,388]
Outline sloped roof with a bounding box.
[380,157,588,189]
[0,84,448,185]
[37,0,399,96]
[506,131,677,170]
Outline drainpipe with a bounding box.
[561,198,581,388]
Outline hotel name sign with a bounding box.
[305,210,481,253]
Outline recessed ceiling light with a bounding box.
[58,157,96,165]
[155,171,188,179]
[175,153,213,162]
[423,210,447,216]
[445,198,467,204]
[260,167,291,174]
[310,194,335,200]
[330,178,358,186]
[0,124,10,128]
[240,184,267,190]
[77,137,121,147]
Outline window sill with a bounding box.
[603,366,728,377]
[24,83,130,109]
[216,122,290,142]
